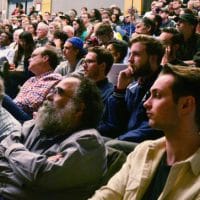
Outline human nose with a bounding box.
[128,53,134,63]
[82,60,88,69]
[143,96,151,110]
[29,57,33,62]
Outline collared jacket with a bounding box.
[0,120,107,200]
[90,137,200,200]
[98,68,163,142]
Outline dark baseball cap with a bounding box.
[59,14,71,22]
[177,13,198,26]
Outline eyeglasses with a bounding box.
[82,59,97,64]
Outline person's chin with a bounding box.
[148,119,156,128]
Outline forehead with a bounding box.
[86,52,97,59]
[136,22,145,28]
[56,77,80,92]
[130,42,146,52]
[0,33,8,38]
[64,41,73,47]
[37,25,47,31]
[32,47,44,55]
[151,74,174,92]
[81,14,88,18]
[158,32,173,41]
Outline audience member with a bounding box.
[6,31,35,98]
[158,27,188,66]
[159,7,176,29]
[28,6,37,17]
[95,23,116,46]
[59,14,71,26]
[0,31,14,64]
[72,17,88,41]
[68,9,78,22]
[25,22,37,40]
[62,25,74,38]
[98,35,164,142]
[9,28,23,52]
[176,13,200,64]
[54,37,86,76]
[101,10,112,24]
[3,46,62,121]
[106,40,128,63]
[51,30,68,61]
[81,12,93,38]
[144,1,163,18]
[90,9,102,23]
[120,14,136,38]
[0,75,107,199]
[48,21,62,43]
[43,11,52,24]
[83,46,114,105]
[11,3,25,16]
[171,0,183,18]
[132,17,156,37]
[90,64,200,200]
[35,22,49,48]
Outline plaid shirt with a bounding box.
[14,71,62,115]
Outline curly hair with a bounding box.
[70,74,103,129]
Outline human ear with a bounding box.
[42,55,49,62]
[179,96,196,115]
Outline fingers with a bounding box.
[47,153,63,162]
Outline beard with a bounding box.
[131,61,153,80]
[36,100,78,137]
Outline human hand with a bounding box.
[47,153,63,162]
[161,45,172,66]
[117,67,134,90]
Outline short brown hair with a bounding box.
[88,46,114,75]
[161,64,200,129]
[130,35,164,65]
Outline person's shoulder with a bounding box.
[73,128,103,140]
[42,71,63,80]
[54,61,70,74]
[65,129,104,146]
[129,137,166,157]
[56,60,69,68]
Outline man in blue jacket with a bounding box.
[98,35,164,142]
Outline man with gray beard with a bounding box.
[0,75,107,200]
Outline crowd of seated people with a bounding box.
[0,0,199,199]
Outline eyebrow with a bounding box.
[54,86,75,98]
[54,86,65,95]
